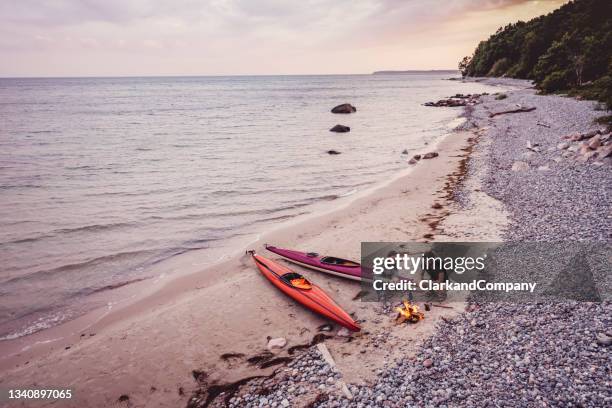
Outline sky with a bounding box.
[0,0,568,77]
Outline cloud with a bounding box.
[1,0,559,27]
[0,0,567,76]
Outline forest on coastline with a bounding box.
[460,0,611,112]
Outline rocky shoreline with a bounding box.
[188,79,611,408]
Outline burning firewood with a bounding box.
[395,300,425,324]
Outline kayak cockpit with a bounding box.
[281,272,312,290]
[320,256,360,268]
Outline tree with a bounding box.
[459,0,612,108]
[458,56,472,77]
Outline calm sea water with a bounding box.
[0,73,496,340]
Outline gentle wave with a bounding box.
[0,249,160,286]
[1,222,136,246]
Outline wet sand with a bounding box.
[0,111,507,407]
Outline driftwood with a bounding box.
[316,343,353,400]
[432,303,454,309]
[489,106,536,118]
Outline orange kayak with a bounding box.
[250,252,360,332]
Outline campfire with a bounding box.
[395,300,425,324]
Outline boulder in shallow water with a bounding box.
[422,152,439,159]
[330,124,350,133]
[327,150,341,155]
[331,103,356,114]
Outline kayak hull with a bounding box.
[265,245,364,281]
[251,253,360,332]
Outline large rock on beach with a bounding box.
[599,145,612,158]
[588,135,601,149]
[331,103,356,114]
[557,142,569,150]
[511,161,529,172]
[330,124,350,133]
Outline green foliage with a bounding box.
[458,56,472,76]
[462,0,612,108]
[571,75,612,109]
[540,71,572,93]
[488,58,511,76]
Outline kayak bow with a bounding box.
[249,251,360,332]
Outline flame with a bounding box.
[395,300,425,324]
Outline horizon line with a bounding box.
[0,69,459,80]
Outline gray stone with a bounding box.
[331,103,356,114]
[557,142,569,150]
[267,337,287,351]
[511,161,529,172]
[330,124,350,133]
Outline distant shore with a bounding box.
[1,78,609,408]
[372,69,459,75]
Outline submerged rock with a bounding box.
[331,103,356,114]
[327,150,341,155]
[424,94,484,107]
[422,152,439,159]
[330,124,350,133]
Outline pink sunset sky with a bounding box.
[0,0,567,77]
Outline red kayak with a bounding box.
[249,251,360,331]
[265,244,363,281]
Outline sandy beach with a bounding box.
[2,78,610,408]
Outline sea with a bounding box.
[0,72,498,341]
